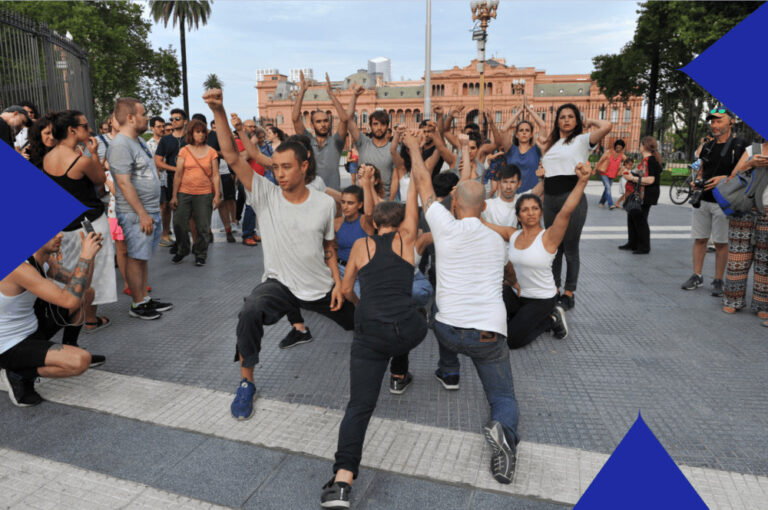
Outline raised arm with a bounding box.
[481,109,504,158]
[202,88,257,192]
[292,70,309,136]
[325,73,349,141]
[431,128,456,168]
[525,102,549,146]
[345,83,365,143]
[359,165,377,233]
[457,134,473,182]
[390,125,406,171]
[585,118,613,146]
[404,130,437,210]
[77,137,107,185]
[440,106,462,150]
[401,161,420,242]
[543,162,590,252]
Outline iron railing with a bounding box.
[0,9,94,126]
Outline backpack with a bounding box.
[712,142,763,217]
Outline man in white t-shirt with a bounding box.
[406,130,519,485]
[482,164,522,229]
[204,88,354,421]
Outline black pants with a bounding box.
[543,192,588,292]
[333,312,428,477]
[236,278,354,367]
[236,180,246,221]
[503,286,556,349]
[626,204,652,252]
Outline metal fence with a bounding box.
[0,9,94,126]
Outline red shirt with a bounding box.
[236,138,264,176]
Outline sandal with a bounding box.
[123,286,151,296]
[757,311,768,319]
[84,316,111,334]
[722,307,737,314]
[243,236,259,246]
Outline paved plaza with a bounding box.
[1,183,767,509]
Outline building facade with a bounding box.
[256,58,643,152]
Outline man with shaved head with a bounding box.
[405,130,519,485]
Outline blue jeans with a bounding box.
[412,270,433,308]
[338,263,361,297]
[598,174,614,207]
[434,321,519,443]
[242,205,256,239]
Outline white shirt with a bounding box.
[541,133,595,178]
[247,174,336,301]
[508,230,557,299]
[425,204,507,336]
[482,197,518,229]
[14,127,28,150]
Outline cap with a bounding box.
[706,107,735,121]
[3,105,31,125]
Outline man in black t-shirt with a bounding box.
[681,107,746,297]
[153,108,188,248]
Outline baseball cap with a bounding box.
[3,105,32,125]
[706,106,735,121]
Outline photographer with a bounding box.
[681,108,746,296]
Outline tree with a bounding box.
[150,0,212,116]
[0,1,182,121]
[203,73,223,90]
[591,1,762,156]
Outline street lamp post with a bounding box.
[470,0,498,135]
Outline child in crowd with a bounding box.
[615,157,636,208]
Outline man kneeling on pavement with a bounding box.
[0,231,105,407]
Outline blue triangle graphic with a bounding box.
[575,413,707,510]
[0,142,87,280]
[680,3,768,139]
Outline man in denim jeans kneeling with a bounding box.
[406,132,519,485]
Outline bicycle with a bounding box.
[669,168,694,205]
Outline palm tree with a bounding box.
[150,0,212,115]
[203,73,223,90]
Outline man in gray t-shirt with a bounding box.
[106,98,170,320]
[203,87,354,421]
[345,85,394,195]
[292,71,350,191]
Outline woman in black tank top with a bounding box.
[322,170,427,505]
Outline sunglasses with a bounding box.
[171,116,183,121]
[709,108,728,114]
[77,123,89,128]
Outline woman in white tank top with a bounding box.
[482,162,592,349]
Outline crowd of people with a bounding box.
[0,82,766,509]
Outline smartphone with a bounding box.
[81,217,95,234]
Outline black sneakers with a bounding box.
[195,257,206,267]
[1,369,43,407]
[389,372,413,395]
[129,302,161,320]
[321,478,351,509]
[171,254,184,264]
[145,298,173,312]
[557,293,575,310]
[434,369,459,390]
[681,274,704,290]
[550,306,568,340]
[278,327,313,349]
[711,279,724,297]
[483,420,517,484]
[89,354,106,368]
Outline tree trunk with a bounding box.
[644,8,665,136]
[180,12,189,116]
[685,97,700,160]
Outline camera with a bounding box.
[689,178,705,208]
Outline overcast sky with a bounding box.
[143,0,640,120]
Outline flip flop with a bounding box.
[84,316,111,334]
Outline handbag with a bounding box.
[712,142,762,217]
[623,157,647,213]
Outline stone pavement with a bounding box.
[1,184,767,509]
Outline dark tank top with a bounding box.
[45,155,104,231]
[355,232,414,323]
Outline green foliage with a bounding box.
[0,1,181,121]
[203,73,223,90]
[591,2,761,156]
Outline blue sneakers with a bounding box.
[231,378,256,420]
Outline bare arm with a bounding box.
[203,88,258,192]
[404,130,438,211]
[458,134,473,182]
[440,106,463,150]
[431,128,456,168]
[292,70,309,136]
[359,165,377,233]
[483,109,504,157]
[401,164,420,242]
[345,84,365,143]
[389,165,403,201]
[326,73,348,141]
[390,126,406,172]
[543,162,590,252]
[525,103,549,146]
[479,218,516,242]
[341,240,363,305]
[585,118,612,146]
[323,238,345,311]
[231,114,273,169]
[114,173,149,217]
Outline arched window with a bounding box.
[399,112,405,124]
[361,110,368,124]
[624,107,631,123]
[469,83,474,95]
[413,110,421,124]
[462,83,468,96]
[276,114,284,125]
[611,107,618,123]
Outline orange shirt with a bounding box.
[178,145,217,195]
